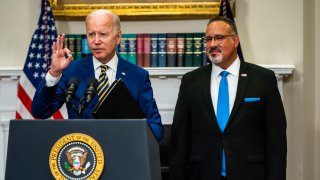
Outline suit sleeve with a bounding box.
[170,75,190,180]
[31,76,66,119]
[265,72,287,180]
[139,71,163,142]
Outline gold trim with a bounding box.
[49,133,104,180]
[49,1,221,21]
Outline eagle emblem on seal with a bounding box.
[64,146,91,176]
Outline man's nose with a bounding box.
[94,35,101,44]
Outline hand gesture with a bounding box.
[49,34,73,77]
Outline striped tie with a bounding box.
[97,65,109,102]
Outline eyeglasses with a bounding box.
[203,34,235,43]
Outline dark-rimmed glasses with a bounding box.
[203,34,235,43]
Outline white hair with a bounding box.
[86,9,121,32]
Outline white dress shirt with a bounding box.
[211,57,240,116]
[92,55,118,85]
[45,54,119,87]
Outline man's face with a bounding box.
[205,21,239,69]
[86,14,121,63]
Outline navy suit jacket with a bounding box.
[32,55,163,141]
[170,61,287,180]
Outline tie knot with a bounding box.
[220,71,229,78]
[100,65,108,72]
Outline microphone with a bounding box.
[65,78,79,103]
[84,78,98,103]
[78,78,98,116]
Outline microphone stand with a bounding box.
[78,97,87,117]
[78,95,96,117]
[66,97,81,119]
[79,78,98,116]
[65,78,98,118]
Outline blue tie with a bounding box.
[217,70,229,177]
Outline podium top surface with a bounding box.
[10,118,146,124]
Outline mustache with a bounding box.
[208,46,222,53]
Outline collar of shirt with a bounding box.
[93,54,118,85]
[211,56,240,115]
[212,56,240,78]
[93,54,118,72]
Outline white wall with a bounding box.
[0,0,40,68]
[315,0,320,179]
[1,0,319,180]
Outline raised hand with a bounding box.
[49,34,73,77]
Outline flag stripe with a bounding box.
[53,111,64,119]
[19,74,36,98]
[17,84,34,118]
[16,99,34,120]
[15,112,22,120]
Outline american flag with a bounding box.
[16,0,65,119]
[219,0,245,61]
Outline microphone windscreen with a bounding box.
[68,77,79,87]
[88,78,98,89]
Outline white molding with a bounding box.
[0,67,21,80]
[259,64,295,77]
[147,67,196,77]
[0,121,9,180]
[146,64,295,78]
[0,65,295,79]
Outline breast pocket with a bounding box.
[242,98,264,115]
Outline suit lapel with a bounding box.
[79,56,97,105]
[226,62,249,130]
[201,64,221,133]
[116,57,128,81]
[81,56,95,79]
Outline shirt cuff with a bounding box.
[45,72,61,87]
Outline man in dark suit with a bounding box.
[170,16,287,180]
[31,9,163,142]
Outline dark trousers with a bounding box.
[221,176,227,180]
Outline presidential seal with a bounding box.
[49,133,104,180]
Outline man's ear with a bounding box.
[116,30,122,45]
[233,35,240,48]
